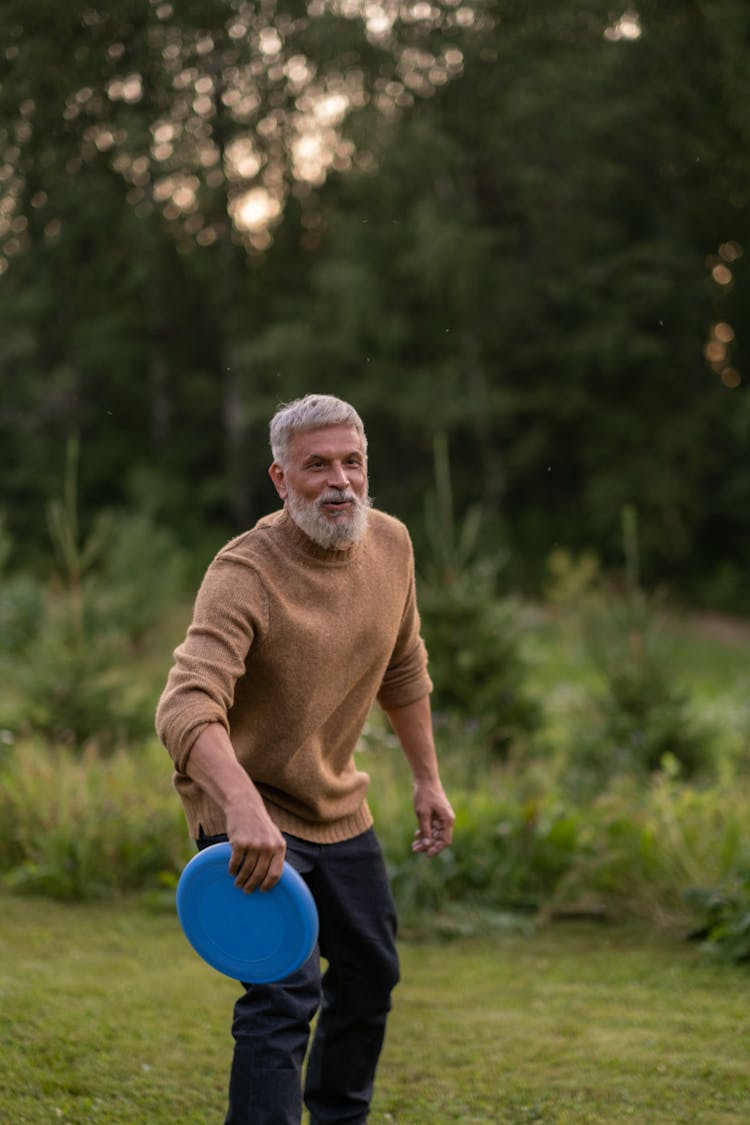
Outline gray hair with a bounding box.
[269,394,367,465]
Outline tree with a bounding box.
[1,1,748,605]
[241,0,749,591]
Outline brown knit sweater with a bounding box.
[155,507,432,843]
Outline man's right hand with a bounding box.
[225,800,287,893]
[185,723,287,893]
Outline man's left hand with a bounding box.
[411,781,455,857]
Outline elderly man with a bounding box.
[156,393,454,1125]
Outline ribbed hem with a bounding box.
[175,781,374,846]
[265,798,374,844]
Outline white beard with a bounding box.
[286,486,371,549]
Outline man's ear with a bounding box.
[269,462,287,500]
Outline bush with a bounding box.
[418,434,541,754]
[574,621,707,784]
[0,442,187,748]
[379,784,582,937]
[543,766,750,929]
[0,738,189,899]
[366,712,750,943]
[92,508,189,646]
[2,724,750,966]
[420,580,542,754]
[685,875,750,963]
[546,510,711,789]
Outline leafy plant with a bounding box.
[1,440,187,748]
[549,508,709,788]
[418,434,541,754]
[685,874,750,964]
[0,738,188,899]
[0,512,43,662]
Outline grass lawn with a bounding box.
[1,893,748,1124]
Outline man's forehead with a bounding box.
[290,424,365,459]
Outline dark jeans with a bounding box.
[196,828,400,1125]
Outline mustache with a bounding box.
[317,489,362,507]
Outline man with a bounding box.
[156,393,454,1125]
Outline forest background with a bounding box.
[2,0,749,600]
[1,1,750,961]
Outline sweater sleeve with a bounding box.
[155,557,269,772]
[376,531,433,711]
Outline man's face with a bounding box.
[269,424,370,549]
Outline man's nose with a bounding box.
[327,463,349,489]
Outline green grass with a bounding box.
[524,605,750,701]
[2,894,749,1124]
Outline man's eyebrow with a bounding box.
[302,449,364,463]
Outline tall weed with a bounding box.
[0,738,189,899]
[543,765,750,929]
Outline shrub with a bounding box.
[368,742,582,924]
[91,508,189,647]
[367,712,750,942]
[543,766,750,928]
[0,441,187,748]
[2,724,750,960]
[418,434,541,754]
[546,510,710,789]
[685,875,750,963]
[382,804,574,936]
[0,738,189,899]
[420,582,542,754]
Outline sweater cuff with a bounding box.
[376,674,432,713]
[159,713,230,774]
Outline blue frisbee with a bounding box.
[176,843,319,983]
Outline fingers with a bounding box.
[229,838,286,893]
[411,826,449,856]
[411,810,454,856]
[412,809,433,854]
[411,791,455,857]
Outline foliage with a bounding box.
[3,700,750,967]
[384,787,580,928]
[0,738,188,899]
[420,585,542,753]
[0,512,44,656]
[0,443,188,747]
[546,510,710,788]
[686,874,750,964]
[417,434,542,753]
[371,746,750,947]
[0,2,749,607]
[542,767,750,930]
[1,467,749,971]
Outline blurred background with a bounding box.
[1,0,747,601]
[2,2,750,956]
[5,15,750,1119]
